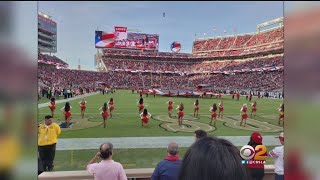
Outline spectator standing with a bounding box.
[86,143,127,180]
[247,132,266,180]
[38,115,61,171]
[151,142,182,180]
[269,132,284,180]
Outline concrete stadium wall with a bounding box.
[38,165,276,180]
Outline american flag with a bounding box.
[95,31,115,48]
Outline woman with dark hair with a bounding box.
[247,132,266,180]
[179,136,249,180]
[278,103,284,127]
[209,103,218,127]
[193,99,199,117]
[48,97,56,117]
[137,98,144,114]
[140,108,151,127]
[251,101,257,119]
[176,103,184,126]
[99,103,109,128]
[60,102,72,128]
[108,98,114,118]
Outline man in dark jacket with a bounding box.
[151,142,182,180]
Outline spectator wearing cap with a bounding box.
[247,132,266,180]
[151,142,182,180]
[269,132,284,180]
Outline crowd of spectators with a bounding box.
[38,52,68,66]
[188,71,283,92]
[192,27,284,57]
[103,54,283,73]
[39,64,283,98]
[193,27,283,51]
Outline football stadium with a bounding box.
[38,2,284,180]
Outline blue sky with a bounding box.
[39,1,283,70]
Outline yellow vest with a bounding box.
[0,136,20,169]
[38,123,61,146]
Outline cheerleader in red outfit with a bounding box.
[137,98,144,114]
[278,103,284,127]
[251,101,257,119]
[194,99,199,117]
[209,103,218,127]
[79,98,87,119]
[99,102,109,128]
[108,98,115,118]
[240,104,248,127]
[140,108,151,127]
[61,102,72,128]
[176,103,184,126]
[48,97,56,117]
[218,100,224,118]
[167,98,174,118]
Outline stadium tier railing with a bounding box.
[38,165,276,180]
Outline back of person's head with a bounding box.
[194,130,207,140]
[102,102,108,112]
[179,103,184,111]
[143,108,148,116]
[50,97,55,102]
[65,102,70,112]
[167,142,179,156]
[139,98,143,104]
[99,143,113,160]
[213,103,217,111]
[179,137,249,180]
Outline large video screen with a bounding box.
[38,15,57,34]
[95,29,159,51]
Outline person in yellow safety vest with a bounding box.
[38,115,61,171]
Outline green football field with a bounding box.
[38,90,283,138]
[38,90,283,170]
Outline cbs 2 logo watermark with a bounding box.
[240,145,267,164]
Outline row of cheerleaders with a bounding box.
[48,97,284,128]
[48,97,114,128]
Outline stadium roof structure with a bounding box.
[38,11,53,20]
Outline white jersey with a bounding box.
[269,145,284,175]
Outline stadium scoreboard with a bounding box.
[95,26,159,51]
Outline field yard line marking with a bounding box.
[38,92,99,108]
[167,124,178,132]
